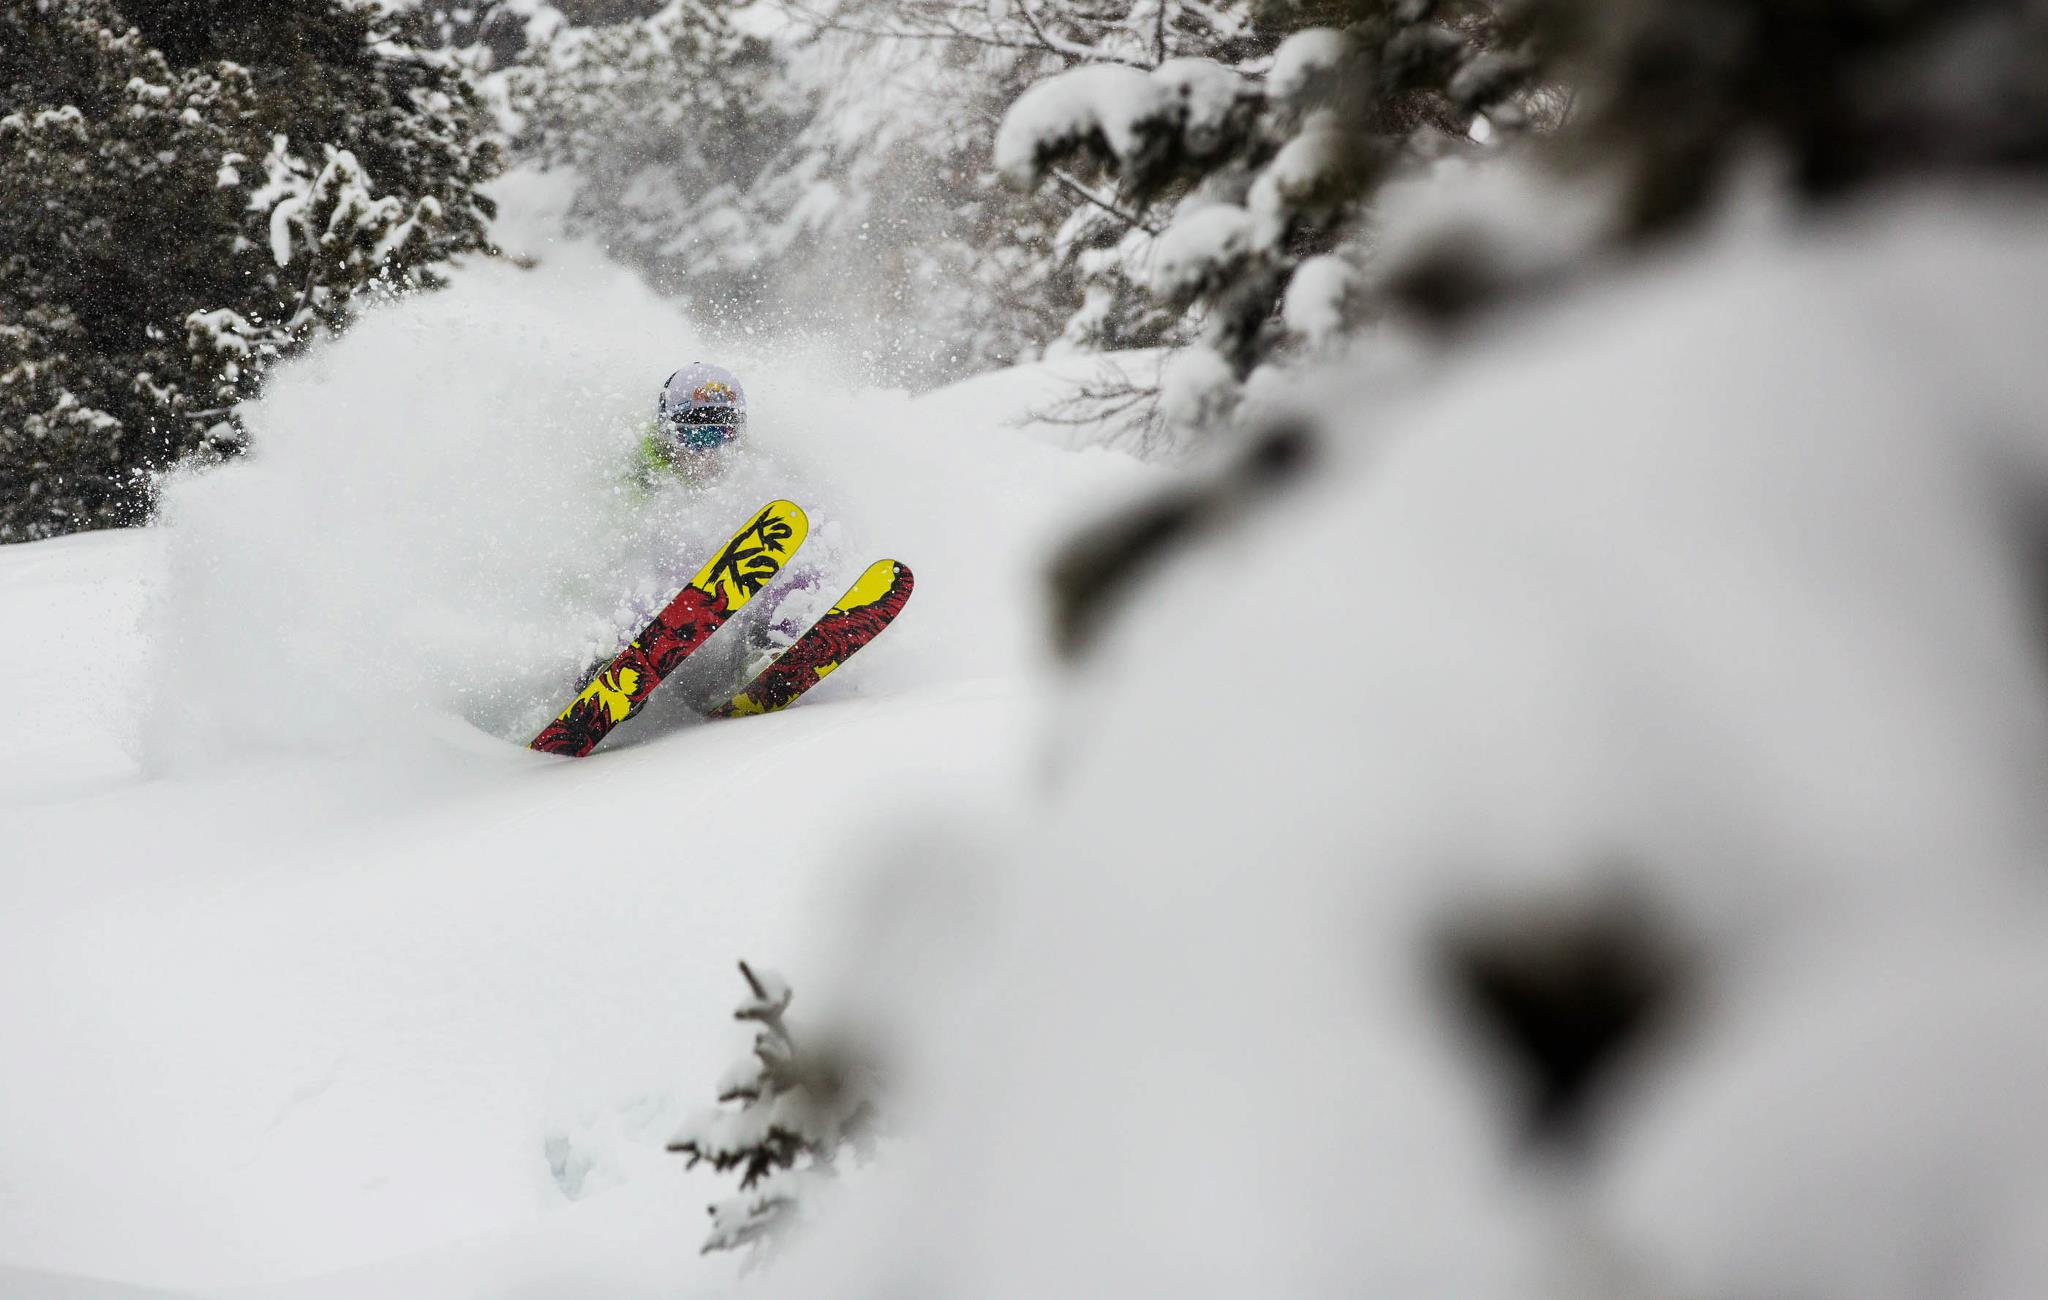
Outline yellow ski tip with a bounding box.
[690,499,809,609]
[834,558,904,613]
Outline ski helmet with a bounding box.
[657,363,746,452]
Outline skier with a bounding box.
[528,361,913,753]
[628,362,823,702]
[640,361,750,488]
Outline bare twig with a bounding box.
[1049,167,1163,235]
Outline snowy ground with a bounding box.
[0,171,1157,1298]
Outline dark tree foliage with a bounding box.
[1523,0,2048,239]
[1376,0,2048,327]
[413,1,532,65]
[554,0,666,21]
[0,0,499,541]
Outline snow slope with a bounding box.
[0,170,1157,1296]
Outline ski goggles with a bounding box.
[666,407,743,450]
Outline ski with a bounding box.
[715,559,914,718]
[532,500,809,756]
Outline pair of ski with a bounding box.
[530,500,913,758]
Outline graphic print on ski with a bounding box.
[532,501,808,756]
[717,559,914,717]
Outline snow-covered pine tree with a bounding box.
[761,11,1081,379]
[842,0,1261,361]
[993,0,1537,449]
[504,0,1073,381]
[505,0,805,332]
[0,0,500,541]
[779,0,1149,377]
[667,961,877,1259]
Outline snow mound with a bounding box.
[995,58,1250,189]
[1266,28,1354,103]
[1602,928,2048,1300]
[995,64,1160,187]
[1149,58,1251,155]
[1148,203,1256,300]
[1281,253,1355,344]
[1247,110,1351,235]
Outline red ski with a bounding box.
[715,559,914,717]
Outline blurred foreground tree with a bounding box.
[1338,0,2048,341]
[999,0,2048,451]
[1529,0,2048,240]
[1051,0,2048,650]
[0,0,499,541]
